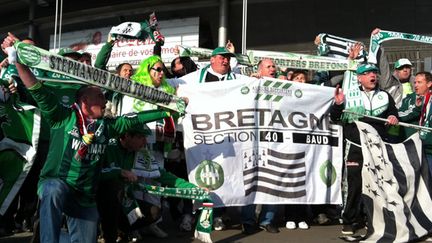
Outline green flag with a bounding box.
[0,94,41,215]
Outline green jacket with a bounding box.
[398,92,421,139]
[29,83,170,207]
[43,82,82,107]
[398,92,432,154]
[100,138,195,189]
[94,41,114,70]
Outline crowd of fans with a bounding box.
[0,24,429,243]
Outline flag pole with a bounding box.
[343,110,432,132]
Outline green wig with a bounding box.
[131,55,175,94]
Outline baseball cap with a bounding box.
[126,123,152,136]
[356,63,379,75]
[394,58,412,69]
[211,47,235,57]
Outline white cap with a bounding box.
[394,58,412,69]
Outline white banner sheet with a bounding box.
[179,77,343,207]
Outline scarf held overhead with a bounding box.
[11,42,185,113]
[368,30,432,64]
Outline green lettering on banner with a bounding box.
[179,45,357,71]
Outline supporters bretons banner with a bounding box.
[12,42,185,113]
[356,122,432,242]
[247,50,358,71]
[178,45,358,71]
[368,30,432,64]
[178,77,343,206]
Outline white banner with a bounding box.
[178,77,343,207]
[50,17,199,69]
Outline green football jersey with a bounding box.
[29,83,170,207]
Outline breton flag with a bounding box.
[242,147,306,199]
[356,121,432,242]
[317,33,367,62]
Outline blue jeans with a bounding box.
[39,178,99,243]
[241,204,277,226]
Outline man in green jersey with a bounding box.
[2,33,172,243]
[97,123,199,242]
[398,72,432,177]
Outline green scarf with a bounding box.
[178,45,358,71]
[368,30,432,64]
[341,71,365,123]
[12,42,185,113]
[122,183,213,243]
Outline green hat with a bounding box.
[211,47,235,57]
[394,58,412,69]
[126,123,152,136]
[356,63,379,75]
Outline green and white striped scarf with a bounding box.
[368,30,432,64]
[341,71,365,123]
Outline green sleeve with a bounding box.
[94,41,114,70]
[106,109,170,137]
[156,168,196,188]
[27,83,71,126]
[398,94,421,122]
[99,142,131,181]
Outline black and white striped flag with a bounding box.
[356,121,432,242]
[317,33,367,62]
[242,147,306,198]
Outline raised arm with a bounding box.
[1,33,38,88]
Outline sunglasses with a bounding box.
[151,67,164,72]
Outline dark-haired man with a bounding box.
[97,123,201,242]
[2,32,172,243]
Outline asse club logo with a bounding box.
[16,43,41,67]
[240,86,250,95]
[319,160,336,187]
[195,160,224,190]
